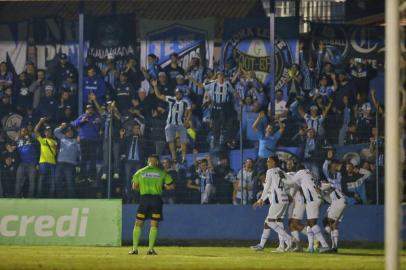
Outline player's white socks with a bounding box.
[301,227,308,236]
[307,226,314,250]
[325,226,331,234]
[291,230,300,243]
[269,222,291,242]
[311,225,329,248]
[277,222,285,248]
[331,229,339,249]
[259,228,271,247]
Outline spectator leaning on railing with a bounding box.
[54,123,80,198]
[71,103,101,182]
[34,117,58,198]
[15,127,37,198]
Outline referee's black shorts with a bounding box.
[136,195,163,221]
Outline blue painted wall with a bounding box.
[123,205,404,242]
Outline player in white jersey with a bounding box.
[291,168,330,253]
[321,159,346,253]
[285,159,307,252]
[251,156,292,252]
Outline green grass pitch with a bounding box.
[0,246,404,270]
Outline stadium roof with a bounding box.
[0,0,263,22]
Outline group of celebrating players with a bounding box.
[251,155,345,253]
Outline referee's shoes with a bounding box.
[147,249,158,255]
[128,249,138,255]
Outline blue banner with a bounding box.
[140,18,215,69]
[221,17,299,91]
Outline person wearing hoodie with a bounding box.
[54,123,80,198]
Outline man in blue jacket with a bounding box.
[83,66,106,106]
[54,123,80,198]
[15,127,37,197]
[71,104,101,182]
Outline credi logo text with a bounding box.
[0,208,89,237]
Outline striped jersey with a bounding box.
[204,81,234,105]
[304,114,324,134]
[188,67,205,96]
[260,168,289,204]
[165,96,191,125]
[197,169,214,193]
[292,169,320,203]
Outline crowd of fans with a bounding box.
[0,41,384,204]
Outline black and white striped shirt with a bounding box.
[204,81,234,106]
[165,96,191,126]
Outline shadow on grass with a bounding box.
[336,252,384,257]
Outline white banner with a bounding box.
[0,21,28,74]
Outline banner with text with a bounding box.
[309,23,385,69]
[32,16,81,70]
[139,18,215,69]
[86,15,136,69]
[222,17,299,91]
[0,199,122,246]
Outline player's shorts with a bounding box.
[267,203,288,220]
[306,199,322,220]
[165,124,188,143]
[136,195,163,221]
[327,198,346,221]
[288,201,306,220]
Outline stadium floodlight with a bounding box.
[385,0,401,270]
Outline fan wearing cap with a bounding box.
[71,103,101,182]
[37,84,59,121]
[34,117,58,198]
[102,53,119,91]
[49,53,78,90]
[309,74,336,103]
[163,53,185,89]
[151,79,191,163]
[155,71,172,96]
[54,122,80,198]
[141,53,161,81]
[186,55,205,97]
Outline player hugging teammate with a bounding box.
[251,155,347,254]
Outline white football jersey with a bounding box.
[320,182,345,201]
[292,169,320,203]
[260,168,289,204]
[286,172,305,205]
